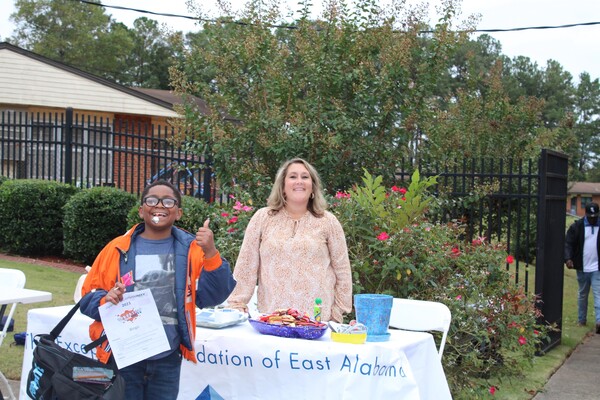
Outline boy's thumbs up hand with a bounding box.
[196,218,217,258]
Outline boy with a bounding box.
[80,180,235,399]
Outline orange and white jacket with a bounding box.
[80,223,235,364]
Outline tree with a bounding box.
[422,61,562,161]
[172,0,469,198]
[128,17,182,88]
[9,0,181,88]
[570,72,600,180]
[10,0,134,81]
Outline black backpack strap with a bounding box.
[48,301,81,339]
[83,334,107,353]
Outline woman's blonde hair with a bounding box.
[267,158,327,217]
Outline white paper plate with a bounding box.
[196,308,248,329]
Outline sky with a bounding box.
[1,0,600,81]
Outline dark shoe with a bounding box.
[577,321,587,327]
[596,323,600,334]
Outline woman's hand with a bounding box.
[104,282,126,305]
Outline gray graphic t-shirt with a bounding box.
[134,236,180,358]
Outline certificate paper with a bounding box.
[99,289,170,368]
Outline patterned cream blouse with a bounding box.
[226,207,353,322]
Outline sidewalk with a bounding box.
[6,379,20,399]
[533,332,600,399]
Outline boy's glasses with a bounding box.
[143,196,178,208]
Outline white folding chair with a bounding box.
[0,268,26,348]
[388,298,451,360]
[73,266,92,303]
[0,268,26,400]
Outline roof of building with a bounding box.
[0,42,231,120]
[568,182,600,195]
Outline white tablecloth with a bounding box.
[20,306,452,400]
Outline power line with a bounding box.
[83,0,600,33]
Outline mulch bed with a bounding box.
[0,253,87,273]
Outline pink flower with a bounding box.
[232,201,243,210]
[221,212,229,217]
[518,335,527,345]
[506,255,515,264]
[228,194,235,199]
[489,386,496,395]
[455,295,462,300]
[227,216,238,224]
[335,191,351,199]
[377,232,390,241]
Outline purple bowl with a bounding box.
[249,319,328,340]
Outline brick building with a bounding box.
[0,42,212,195]
[566,182,600,217]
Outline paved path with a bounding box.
[533,333,600,400]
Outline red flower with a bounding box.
[533,330,540,336]
[221,212,229,217]
[518,335,527,345]
[450,247,461,257]
[507,321,518,329]
[377,232,390,241]
[227,227,237,233]
[506,255,515,264]
[399,187,407,195]
[227,216,238,224]
[489,386,496,395]
[391,185,401,192]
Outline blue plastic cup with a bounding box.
[354,294,393,342]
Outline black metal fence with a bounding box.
[395,156,540,292]
[0,108,215,201]
[0,108,568,347]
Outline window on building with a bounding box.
[581,196,593,209]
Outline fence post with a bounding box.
[535,149,568,352]
[64,107,73,184]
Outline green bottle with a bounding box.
[314,297,322,322]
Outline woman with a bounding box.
[227,158,352,322]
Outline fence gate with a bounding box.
[535,149,568,352]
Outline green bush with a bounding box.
[63,187,137,265]
[0,176,9,186]
[0,179,77,255]
[330,170,549,399]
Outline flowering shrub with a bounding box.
[330,170,550,399]
[211,193,256,264]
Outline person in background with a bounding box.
[80,180,235,400]
[226,158,353,322]
[565,202,600,333]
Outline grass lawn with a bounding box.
[0,260,81,380]
[0,243,595,399]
